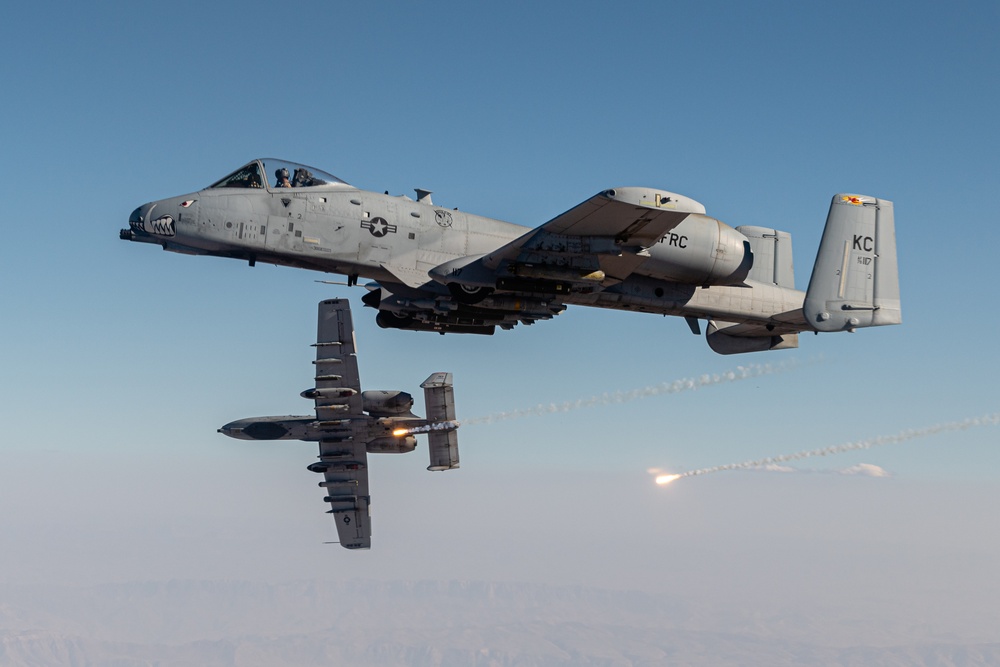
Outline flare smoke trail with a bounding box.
[655,412,1000,485]
[461,360,805,427]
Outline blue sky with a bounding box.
[1,0,999,643]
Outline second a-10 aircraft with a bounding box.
[122,158,901,353]
[219,298,459,549]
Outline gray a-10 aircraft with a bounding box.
[219,298,459,549]
[122,158,901,353]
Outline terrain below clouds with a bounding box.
[1,580,998,667]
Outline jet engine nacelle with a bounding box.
[362,390,414,416]
[300,387,358,400]
[367,435,417,453]
[218,416,315,440]
[705,320,799,355]
[639,216,754,286]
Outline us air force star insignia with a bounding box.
[361,217,397,237]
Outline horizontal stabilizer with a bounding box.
[421,373,459,470]
[427,430,459,471]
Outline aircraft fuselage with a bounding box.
[123,161,804,333]
[123,158,901,352]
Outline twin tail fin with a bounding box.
[803,194,901,332]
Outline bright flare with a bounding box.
[392,421,460,437]
[651,412,1000,485]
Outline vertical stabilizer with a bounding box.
[737,226,795,288]
[804,195,901,332]
[421,372,459,471]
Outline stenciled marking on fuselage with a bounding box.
[853,235,874,252]
[659,232,688,248]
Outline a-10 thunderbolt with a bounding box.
[121,158,901,352]
[219,298,459,549]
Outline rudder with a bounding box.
[804,194,901,332]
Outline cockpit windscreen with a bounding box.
[208,159,349,190]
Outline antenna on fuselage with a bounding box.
[315,277,361,288]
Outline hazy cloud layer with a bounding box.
[2,580,1000,667]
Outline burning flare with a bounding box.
[651,412,1000,485]
[393,420,460,437]
[655,474,682,486]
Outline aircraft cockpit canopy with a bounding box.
[208,159,349,190]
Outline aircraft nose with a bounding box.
[125,202,177,238]
[129,205,144,228]
[129,202,156,230]
[121,203,155,240]
[218,421,242,438]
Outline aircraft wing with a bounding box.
[480,187,707,283]
[312,299,371,549]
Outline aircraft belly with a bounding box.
[578,279,806,326]
[683,283,806,324]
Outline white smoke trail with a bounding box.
[655,412,1000,485]
[462,359,807,427]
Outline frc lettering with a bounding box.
[661,233,688,248]
[853,235,873,252]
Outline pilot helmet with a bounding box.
[276,168,289,180]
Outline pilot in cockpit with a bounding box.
[275,168,292,188]
[293,168,326,187]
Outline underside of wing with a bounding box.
[312,299,363,419]
[311,299,371,549]
[365,188,708,335]
[316,437,370,549]
[485,186,706,269]
[429,187,707,293]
